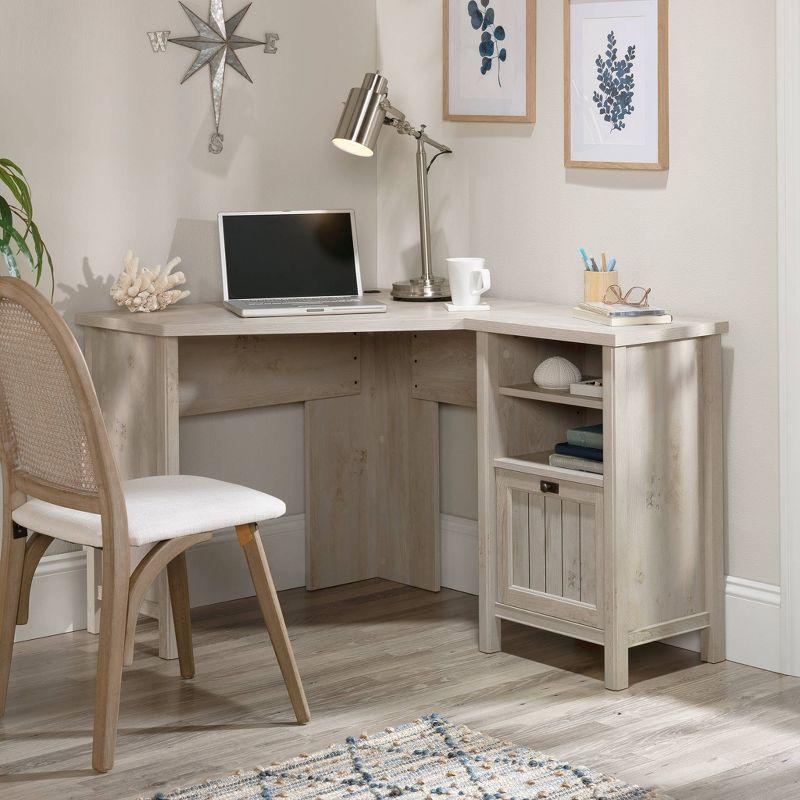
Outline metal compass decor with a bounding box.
[152,1,279,154]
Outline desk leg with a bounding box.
[477,332,501,652]
[369,334,439,591]
[305,333,440,592]
[700,335,726,663]
[305,395,371,589]
[84,329,180,661]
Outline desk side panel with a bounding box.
[610,339,706,633]
[85,329,179,480]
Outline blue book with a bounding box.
[566,424,603,450]
[554,442,603,462]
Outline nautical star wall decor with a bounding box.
[150,1,279,154]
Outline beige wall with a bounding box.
[1,1,780,585]
[1,0,378,521]
[377,0,779,584]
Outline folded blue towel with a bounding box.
[566,423,603,450]
[554,442,603,462]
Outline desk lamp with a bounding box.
[332,72,453,301]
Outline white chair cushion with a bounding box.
[12,475,286,548]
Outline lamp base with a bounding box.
[391,276,451,301]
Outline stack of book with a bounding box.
[572,301,672,326]
[549,423,603,474]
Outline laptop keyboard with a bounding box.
[240,296,357,305]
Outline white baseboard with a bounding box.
[14,550,87,643]
[664,577,782,673]
[13,514,785,676]
[725,576,781,671]
[441,514,479,595]
[182,513,480,607]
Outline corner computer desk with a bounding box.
[76,294,728,690]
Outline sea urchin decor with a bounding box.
[111,250,190,313]
[533,356,582,391]
[147,715,664,800]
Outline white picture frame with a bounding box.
[444,0,536,123]
[564,0,668,170]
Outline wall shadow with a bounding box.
[53,257,115,334]
[167,218,222,303]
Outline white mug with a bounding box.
[447,258,491,307]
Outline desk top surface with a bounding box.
[76,292,728,347]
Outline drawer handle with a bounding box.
[540,480,559,495]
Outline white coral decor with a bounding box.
[110,249,190,313]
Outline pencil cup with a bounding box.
[584,271,619,303]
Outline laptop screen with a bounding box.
[219,211,361,300]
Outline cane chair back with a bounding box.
[0,277,126,541]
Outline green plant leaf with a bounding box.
[3,222,35,271]
[0,157,25,177]
[28,220,46,288]
[0,166,32,219]
[0,166,27,211]
[0,157,52,288]
[0,243,20,278]
[0,196,12,246]
[43,242,54,295]
[11,171,32,218]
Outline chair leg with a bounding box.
[167,552,195,679]
[235,523,310,724]
[0,534,25,717]
[92,547,130,773]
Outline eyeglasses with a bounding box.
[602,284,652,307]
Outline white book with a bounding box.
[548,454,604,475]
[572,307,673,327]
[578,301,670,318]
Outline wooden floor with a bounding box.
[1,580,800,800]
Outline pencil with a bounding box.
[601,252,607,271]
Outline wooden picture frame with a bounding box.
[444,0,536,123]
[564,0,668,170]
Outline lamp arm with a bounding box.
[380,99,452,156]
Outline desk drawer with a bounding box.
[496,466,604,628]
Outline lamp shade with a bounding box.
[332,73,388,158]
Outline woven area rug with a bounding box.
[150,714,664,800]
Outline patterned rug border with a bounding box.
[147,714,668,800]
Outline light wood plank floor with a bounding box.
[1,579,799,799]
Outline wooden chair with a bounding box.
[0,277,309,772]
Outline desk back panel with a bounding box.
[178,334,361,417]
[411,331,477,408]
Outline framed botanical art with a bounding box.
[444,0,536,122]
[564,0,668,169]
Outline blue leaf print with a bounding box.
[593,31,636,132]
[467,1,484,30]
[466,0,506,87]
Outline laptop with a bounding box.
[218,209,387,317]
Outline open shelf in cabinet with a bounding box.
[494,451,604,487]
[498,383,603,410]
